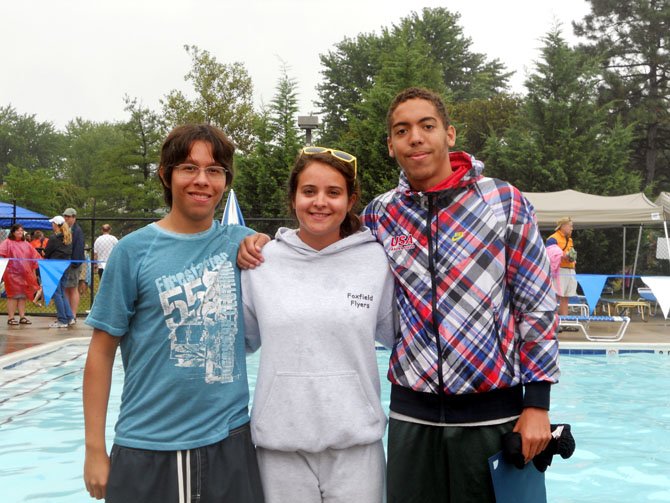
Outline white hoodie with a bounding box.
[242,227,397,453]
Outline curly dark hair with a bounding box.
[386,87,451,135]
[8,224,25,241]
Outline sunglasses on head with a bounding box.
[300,146,357,179]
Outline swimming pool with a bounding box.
[1,342,669,502]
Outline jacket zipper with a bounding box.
[426,195,446,421]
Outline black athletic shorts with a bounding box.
[106,422,264,503]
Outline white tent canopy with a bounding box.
[522,189,669,299]
[523,189,664,229]
[655,192,670,220]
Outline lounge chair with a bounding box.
[558,315,631,342]
[567,295,589,317]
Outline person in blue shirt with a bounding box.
[83,124,265,502]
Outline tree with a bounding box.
[392,8,511,100]
[161,45,255,153]
[235,65,302,231]
[0,105,64,183]
[0,165,81,216]
[316,33,388,144]
[315,7,512,146]
[122,95,162,182]
[342,40,447,203]
[450,94,522,155]
[63,119,162,215]
[574,0,670,189]
[484,29,639,195]
[268,63,302,169]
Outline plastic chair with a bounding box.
[637,287,659,317]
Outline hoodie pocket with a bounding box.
[252,371,384,452]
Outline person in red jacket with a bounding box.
[1,224,40,325]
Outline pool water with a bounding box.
[1,343,669,502]
[547,352,670,502]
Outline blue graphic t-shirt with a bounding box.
[86,221,254,450]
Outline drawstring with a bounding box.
[177,450,192,503]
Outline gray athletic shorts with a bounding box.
[63,265,80,288]
[106,422,265,503]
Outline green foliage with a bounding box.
[122,95,163,182]
[234,65,302,230]
[574,0,670,189]
[0,165,82,216]
[316,33,388,144]
[450,94,522,155]
[342,40,446,203]
[161,45,255,153]
[63,118,163,216]
[0,105,64,183]
[391,8,512,101]
[316,7,512,151]
[483,29,639,194]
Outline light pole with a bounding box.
[297,115,319,145]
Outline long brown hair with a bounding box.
[288,150,361,239]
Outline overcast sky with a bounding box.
[1,0,591,130]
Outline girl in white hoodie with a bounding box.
[241,147,397,503]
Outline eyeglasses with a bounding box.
[173,164,229,181]
[300,146,357,179]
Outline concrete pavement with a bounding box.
[1,314,92,357]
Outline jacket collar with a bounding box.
[396,151,485,196]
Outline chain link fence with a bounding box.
[1,216,294,317]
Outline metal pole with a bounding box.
[90,198,96,305]
[629,225,643,299]
[622,226,626,297]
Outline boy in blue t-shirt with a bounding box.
[83,124,265,502]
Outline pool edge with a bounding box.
[0,336,92,369]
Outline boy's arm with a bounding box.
[237,233,271,269]
[83,329,120,500]
[504,190,559,463]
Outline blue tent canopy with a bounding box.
[0,201,52,230]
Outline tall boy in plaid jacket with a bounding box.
[362,87,560,503]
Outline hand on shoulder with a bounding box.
[237,233,271,269]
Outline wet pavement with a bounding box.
[1,311,669,359]
[1,315,92,357]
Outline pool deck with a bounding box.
[1,312,669,359]
[1,315,93,357]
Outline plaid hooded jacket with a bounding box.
[362,152,560,423]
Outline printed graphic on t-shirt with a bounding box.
[155,252,239,384]
[347,292,374,309]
